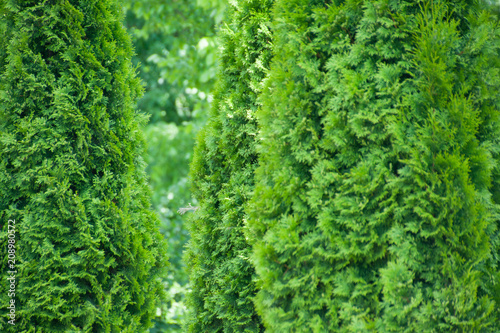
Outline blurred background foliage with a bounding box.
[122,0,226,331]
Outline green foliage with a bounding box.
[0,0,167,331]
[247,0,500,331]
[143,122,195,332]
[145,122,196,282]
[185,0,274,331]
[122,0,225,331]
[123,0,225,125]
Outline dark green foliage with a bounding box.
[184,0,274,331]
[247,0,500,331]
[0,0,167,331]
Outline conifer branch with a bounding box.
[177,203,199,215]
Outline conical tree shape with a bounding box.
[184,0,273,331]
[0,1,167,331]
[248,0,500,331]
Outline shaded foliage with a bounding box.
[185,0,274,331]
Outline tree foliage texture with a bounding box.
[249,0,500,331]
[189,0,500,332]
[185,0,273,331]
[0,0,167,331]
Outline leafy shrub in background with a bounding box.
[124,0,225,125]
[0,0,167,331]
[185,0,274,331]
[145,122,196,281]
[143,122,195,332]
[123,0,225,331]
[248,0,500,331]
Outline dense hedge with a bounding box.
[188,0,500,331]
[249,0,500,331]
[184,0,274,331]
[0,1,167,331]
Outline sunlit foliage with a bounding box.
[0,0,168,331]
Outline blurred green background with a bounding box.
[122,0,225,331]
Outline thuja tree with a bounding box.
[0,0,167,331]
[184,0,273,331]
[248,0,500,331]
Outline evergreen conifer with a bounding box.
[0,0,167,331]
[184,0,273,331]
[248,0,500,331]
